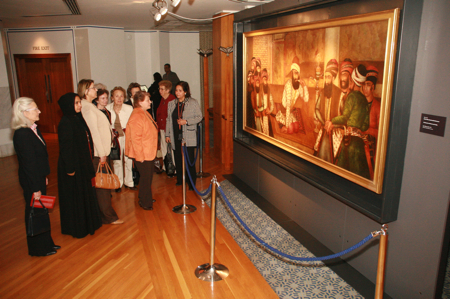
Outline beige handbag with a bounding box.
[95,162,120,189]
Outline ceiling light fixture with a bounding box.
[151,0,265,24]
[152,0,171,21]
[171,0,181,7]
[160,1,168,15]
[228,0,273,3]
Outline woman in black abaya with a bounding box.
[57,93,102,238]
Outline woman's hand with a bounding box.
[177,119,187,126]
[34,191,42,200]
[46,177,48,185]
[165,137,171,143]
[68,172,75,176]
[100,156,107,164]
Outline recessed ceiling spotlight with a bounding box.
[171,0,181,7]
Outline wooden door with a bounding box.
[15,54,74,133]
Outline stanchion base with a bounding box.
[195,263,229,282]
[172,204,197,214]
[197,172,211,178]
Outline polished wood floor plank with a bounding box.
[0,133,278,299]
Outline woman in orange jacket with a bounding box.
[125,91,158,210]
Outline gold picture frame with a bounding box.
[243,9,400,193]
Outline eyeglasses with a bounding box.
[23,107,40,112]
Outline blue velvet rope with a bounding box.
[216,185,374,262]
[184,127,200,167]
[182,145,211,197]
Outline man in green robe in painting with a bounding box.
[324,64,370,179]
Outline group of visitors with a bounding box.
[11,63,203,257]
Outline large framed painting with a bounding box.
[242,9,400,194]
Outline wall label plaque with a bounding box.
[420,113,446,137]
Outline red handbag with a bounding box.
[30,195,56,209]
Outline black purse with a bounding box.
[27,197,51,237]
[164,143,176,176]
[110,136,121,161]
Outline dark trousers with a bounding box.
[93,157,118,224]
[23,178,55,256]
[174,140,197,189]
[135,160,154,208]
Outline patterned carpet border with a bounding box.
[203,180,364,299]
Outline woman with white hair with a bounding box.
[11,97,59,256]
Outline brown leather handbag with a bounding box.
[95,162,120,189]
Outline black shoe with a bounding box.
[138,201,153,210]
[46,251,57,256]
[125,185,138,190]
[189,186,194,191]
[53,245,61,250]
[175,182,182,186]
[115,187,121,193]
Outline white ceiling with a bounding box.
[0,0,268,31]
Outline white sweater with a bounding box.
[106,103,133,133]
[81,99,112,157]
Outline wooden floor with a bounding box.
[0,133,278,299]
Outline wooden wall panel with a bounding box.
[213,13,234,170]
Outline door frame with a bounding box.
[14,53,73,133]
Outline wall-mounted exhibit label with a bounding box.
[420,114,446,137]
[32,46,50,50]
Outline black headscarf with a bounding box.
[149,72,163,117]
[58,93,94,159]
[154,72,162,83]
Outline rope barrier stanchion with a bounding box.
[195,177,229,282]
[189,179,390,292]
[216,184,376,262]
[183,145,212,197]
[374,224,388,299]
[197,121,210,178]
[173,141,196,214]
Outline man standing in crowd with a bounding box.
[363,65,381,168]
[163,63,180,95]
[259,68,274,136]
[314,59,341,162]
[325,64,370,179]
[251,75,263,132]
[276,56,309,134]
[338,58,354,116]
[246,70,256,129]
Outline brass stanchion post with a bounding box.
[375,224,388,299]
[173,142,196,214]
[197,121,210,178]
[195,176,229,281]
